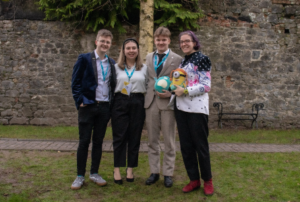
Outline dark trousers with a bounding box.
[174,103,212,181]
[77,102,110,176]
[111,93,145,168]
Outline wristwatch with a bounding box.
[183,88,189,95]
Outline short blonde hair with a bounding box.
[154,27,171,38]
[117,39,143,71]
[96,29,113,40]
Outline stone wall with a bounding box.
[0,0,299,128]
[195,0,300,128]
[0,19,139,126]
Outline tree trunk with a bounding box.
[139,0,154,62]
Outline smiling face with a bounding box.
[95,35,112,54]
[124,41,138,60]
[180,34,196,55]
[154,35,171,54]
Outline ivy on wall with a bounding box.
[36,0,204,32]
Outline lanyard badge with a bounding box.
[100,55,110,81]
[121,63,135,96]
[154,51,170,73]
[124,64,136,81]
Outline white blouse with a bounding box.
[114,63,147,93]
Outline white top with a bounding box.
[174,52,211,115]
[114,63,147,93]
[95,50,110,102]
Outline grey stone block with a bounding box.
[30,118,56,125]
[60,49,69,54]
[34,110,44,118]
[285,7,296,16]
[5,90,19,97]
[10,117,28,125]
[55,43,64,48]
[22,108,33,117]
[1,109,13,117]
[48,96,66,104]
[215,63,227,72]
[1,81,14,89]
[230,62,242,72]
[60,105,77,112]
[268,14,278,24]
[250,42,265,50]
[0,119,8,125]
[259,1,270,9]
[45,43,54,48]
[249,7,260,13]
[44,110,62,119]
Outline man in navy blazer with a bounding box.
[71,29,116,190]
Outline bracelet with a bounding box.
[183,88,188,95]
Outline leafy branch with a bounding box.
[36,0,204,33]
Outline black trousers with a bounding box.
[174,102,212,181]
[111,93,145,168]
[77,102,110,176]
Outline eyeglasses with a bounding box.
[97,40,111,45]
[180,40,193,44]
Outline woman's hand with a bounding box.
[173,85,184,97]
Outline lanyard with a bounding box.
[100,55,109,81]
[124,64,136,81]
[154,51,170,73]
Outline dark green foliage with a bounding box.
[154,0,204,30]
[37,0,204,32]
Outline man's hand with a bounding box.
[80,103,87,107]
[173,85,185,97]
[156,90,172,98]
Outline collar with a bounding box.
[184,51,198,61]
[155,49,170,55]
[94,50,108,62]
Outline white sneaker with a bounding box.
[89,174,107,186]
[71,176,85,190]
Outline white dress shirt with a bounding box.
[153,49,170,68]
[95,50,111,102]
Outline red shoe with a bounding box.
[204,179,214,196]
[182,180,201,193]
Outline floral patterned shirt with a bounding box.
[179,51,211,96]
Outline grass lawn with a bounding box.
[1,125,300,144]
[0,151,299,202]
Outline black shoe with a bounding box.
[113,172,123,185]
[164,176,173,188]
[145,173,159,185]
[126,168,134,182]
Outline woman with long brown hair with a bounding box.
[111,38,147,185]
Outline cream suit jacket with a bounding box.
[144,50,182,110]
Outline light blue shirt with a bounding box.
[95,50,111,102]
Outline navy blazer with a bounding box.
[71,51,116,110]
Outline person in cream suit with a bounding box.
[144,27,182,188]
